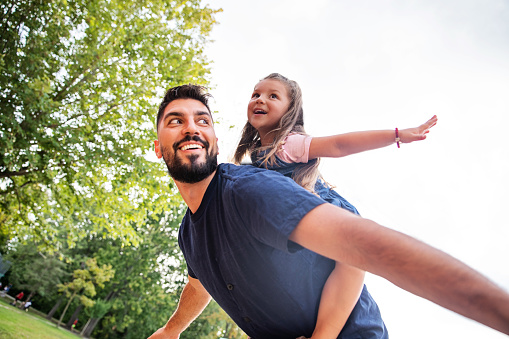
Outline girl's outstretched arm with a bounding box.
[308,115,437,159]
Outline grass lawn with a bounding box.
[0,300,80,339]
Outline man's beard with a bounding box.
[161,135,218,184]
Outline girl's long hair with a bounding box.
[233,73,322,193]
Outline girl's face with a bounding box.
[247,79,290,143]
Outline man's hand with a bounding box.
[291,203,509,335]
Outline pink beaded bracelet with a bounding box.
[395,128,400,148]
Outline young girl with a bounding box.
[233,73,437,339]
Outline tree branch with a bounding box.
[0,179,35,196]
[0,168,33,179]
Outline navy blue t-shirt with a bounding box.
[178,163,387,339]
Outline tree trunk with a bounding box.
[82,317,100,337]
[82,289,118,337]
[46,297,63,320]
[66,304,83,329]
[225,323,231,338]
[80,317,92,336]
[57,291,76,328]
[25,290,35,302]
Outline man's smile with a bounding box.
[173,135,209,154]
[180,143,204,151]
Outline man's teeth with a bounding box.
[181,144,203,151]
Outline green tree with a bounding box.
[80,298,112,335]
[82,209,191,338]
[5,243,67,302]
[183,301,248,339]
[65,203,244,338]
[57,257,114,327]
[0,0,220,250]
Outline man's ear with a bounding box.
[154,140,163,159]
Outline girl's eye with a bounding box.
[251,93,260,99]
[270,94,278,99]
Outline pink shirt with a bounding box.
[276,133,313,163]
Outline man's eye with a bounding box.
[198,119,209,125]
[168,119,182,125]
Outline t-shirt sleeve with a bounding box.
[229,170,325,252]
[186,263,197,279]
[276,133,313,163]
[178,214,197,279]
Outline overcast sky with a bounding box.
[202,1,509,338]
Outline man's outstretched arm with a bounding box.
[148,275,211,339]
[290,203,509,335]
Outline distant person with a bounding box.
[11,291,24,307]
[1,283,11,297]
[233,73,437,338]
[149,85,509,339]
[22,300,32,312]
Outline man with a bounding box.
[149,85,509,339]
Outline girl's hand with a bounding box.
[400,115,437,144]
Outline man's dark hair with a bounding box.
[156,84,213,130]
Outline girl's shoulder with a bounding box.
[279,133,313,163]
[285,131,310,140]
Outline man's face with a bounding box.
[155,99,218,183]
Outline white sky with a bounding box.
[202,1,509,338]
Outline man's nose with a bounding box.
[183,120,199,135]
